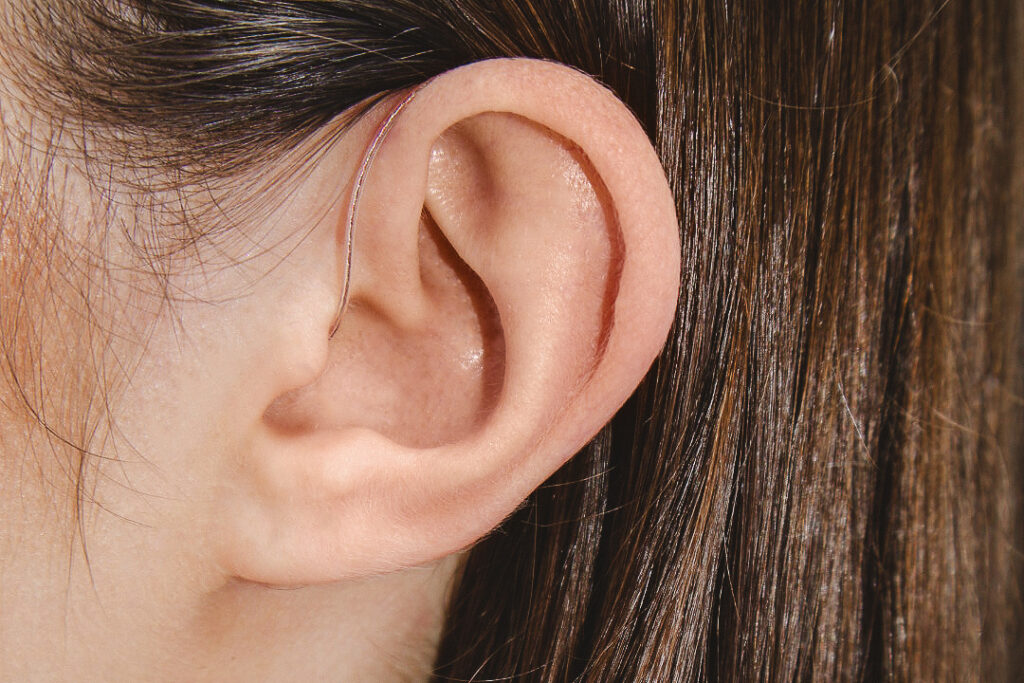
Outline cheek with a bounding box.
[1,135,343,554]
[0,167,103,442]
[0,168,245,534]
[84,196,335,534]
[89,254,276,530]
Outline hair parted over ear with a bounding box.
[215,58,681,586]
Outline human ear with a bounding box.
[215,58,681,585]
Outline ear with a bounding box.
[216,58,680,585]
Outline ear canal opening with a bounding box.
[414,206,506,440]
[261,205,505,450]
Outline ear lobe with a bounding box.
[215,59,680,586]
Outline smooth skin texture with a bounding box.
[0,57,680,680]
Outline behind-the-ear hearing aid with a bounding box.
[329,85,427,339]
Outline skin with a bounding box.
[0,23,681,682]
[0,93,461,681]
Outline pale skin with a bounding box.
[0,28,682,682]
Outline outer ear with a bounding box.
[217,58,680,585]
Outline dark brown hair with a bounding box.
[2,0,1021,680]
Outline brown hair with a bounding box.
[2,0,1021,679]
